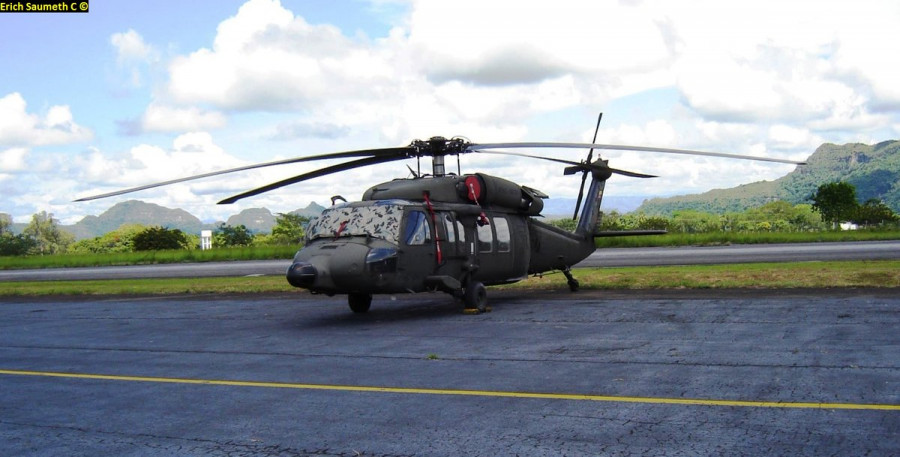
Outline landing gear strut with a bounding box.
[561,267,579,292]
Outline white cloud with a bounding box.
[166,0,394,111]
[0,93,92,146]
[140,104,227,133]
[829,2,900,110]
[661,0,899,129]
[411,0,669,82]
[767,125,823,154]
[111,29,158,63]
[0,147,28,172]
[155,0,900,149]
[75,132,244,188]
[110,29,160,89]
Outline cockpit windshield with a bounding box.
[306,201,406,244]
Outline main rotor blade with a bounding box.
[469,142,806,165]
[217,155,409,204]
[475,150,656,178]
[74,146,413,202]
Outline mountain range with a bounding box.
[4,200,327,240]
[636,140,900,215]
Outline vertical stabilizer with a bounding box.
[574,159,611,237]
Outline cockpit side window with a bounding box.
[405,211,432,246]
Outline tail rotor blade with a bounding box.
[574,113,603,220]
[573,174,587,221]
[585,112,602,165]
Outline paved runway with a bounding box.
[1,289,898,456]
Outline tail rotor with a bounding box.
[573,112,603,220]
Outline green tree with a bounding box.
[811,182,859,228]
[1,214,36,256]
[23,211,73,255]
[0,213,10,235]
[270,213,309,245]
[596,210,621,232]
[671,210,718,233]
[0,233,37,256]
[638,215,671,231]
[610,212,671,231]
[133,226,190,251]
[786,204,824,231]
[69,224,148,254]
[853,199,898,227]
[214,223,253,247]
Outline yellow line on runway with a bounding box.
[2,368,898,411]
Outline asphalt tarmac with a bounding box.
[1,289,898,456]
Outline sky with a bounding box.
[2,0,899,224]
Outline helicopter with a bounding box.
[77,115,805,313]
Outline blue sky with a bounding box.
[2,0,899,223]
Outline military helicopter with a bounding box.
[77,115,805,313]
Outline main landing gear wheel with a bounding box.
[348,293,372,313]
[463,281,487,314]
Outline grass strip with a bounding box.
[499,260,900,290]
[1,260,897,296]
[0,277,295,296]
[593,230,900,248]
[0,245,300,270]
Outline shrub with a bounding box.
[133,226,190,251]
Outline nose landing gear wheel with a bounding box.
[348,293,372,313]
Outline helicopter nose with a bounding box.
[286,262,317,288]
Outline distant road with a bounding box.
[1,241,898,282]
[583,240,900,267]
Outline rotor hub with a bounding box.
[409,137,469,157]
[408,137,470,177]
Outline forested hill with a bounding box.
[65,200,204,240]
[54,200,327,240]
[635,140,900,215]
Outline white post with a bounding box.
[201,230,213,250]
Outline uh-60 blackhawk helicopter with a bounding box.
[77,115,805,314]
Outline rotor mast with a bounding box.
[410,136,468,177]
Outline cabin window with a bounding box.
[443,213,456,243]
[494,217,511,252]
[477,221,493,252]
[405,211,431,245]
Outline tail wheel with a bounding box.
[464,281,487,313]
[348,293,372,313]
